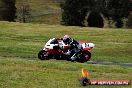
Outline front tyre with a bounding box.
[83,51,91,61]
[38,50,49,60]
[78,51,91,63]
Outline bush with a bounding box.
[115,19,123,28]
[87,11,104,28]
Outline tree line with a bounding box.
[0,0,131,28]
[61,0,132,28]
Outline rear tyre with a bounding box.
[38,50,49,60]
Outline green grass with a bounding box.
[0,22,132,88]
[0,58,132,88]
[0,22,132,63]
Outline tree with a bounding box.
[126,13,132,28]
[17,0,31,23]
[103,0,130,28]
[126,0,132,28]
[0,0,16,21]
[61,0,104,27]
[60,0,90,26]
[87,0,104,28]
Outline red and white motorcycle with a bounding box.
[38,38,95,63]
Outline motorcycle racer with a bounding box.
[38,36,94,62]
[62,35,82,61]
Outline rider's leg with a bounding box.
[70,50,82,61]
[71,53,77,61]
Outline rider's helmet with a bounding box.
[63,35,72,44]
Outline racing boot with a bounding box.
[70,54,77,62]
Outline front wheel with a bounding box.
[78,51,91,63]
[83,51,91,61]
[38,50,49,60]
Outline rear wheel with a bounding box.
[38,50,49,60]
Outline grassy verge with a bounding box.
[16,0,61,24]
[0,58,132,88]
[0,22,132,63]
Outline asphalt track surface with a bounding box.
[0,56,132,67]
[87,61,132,67]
